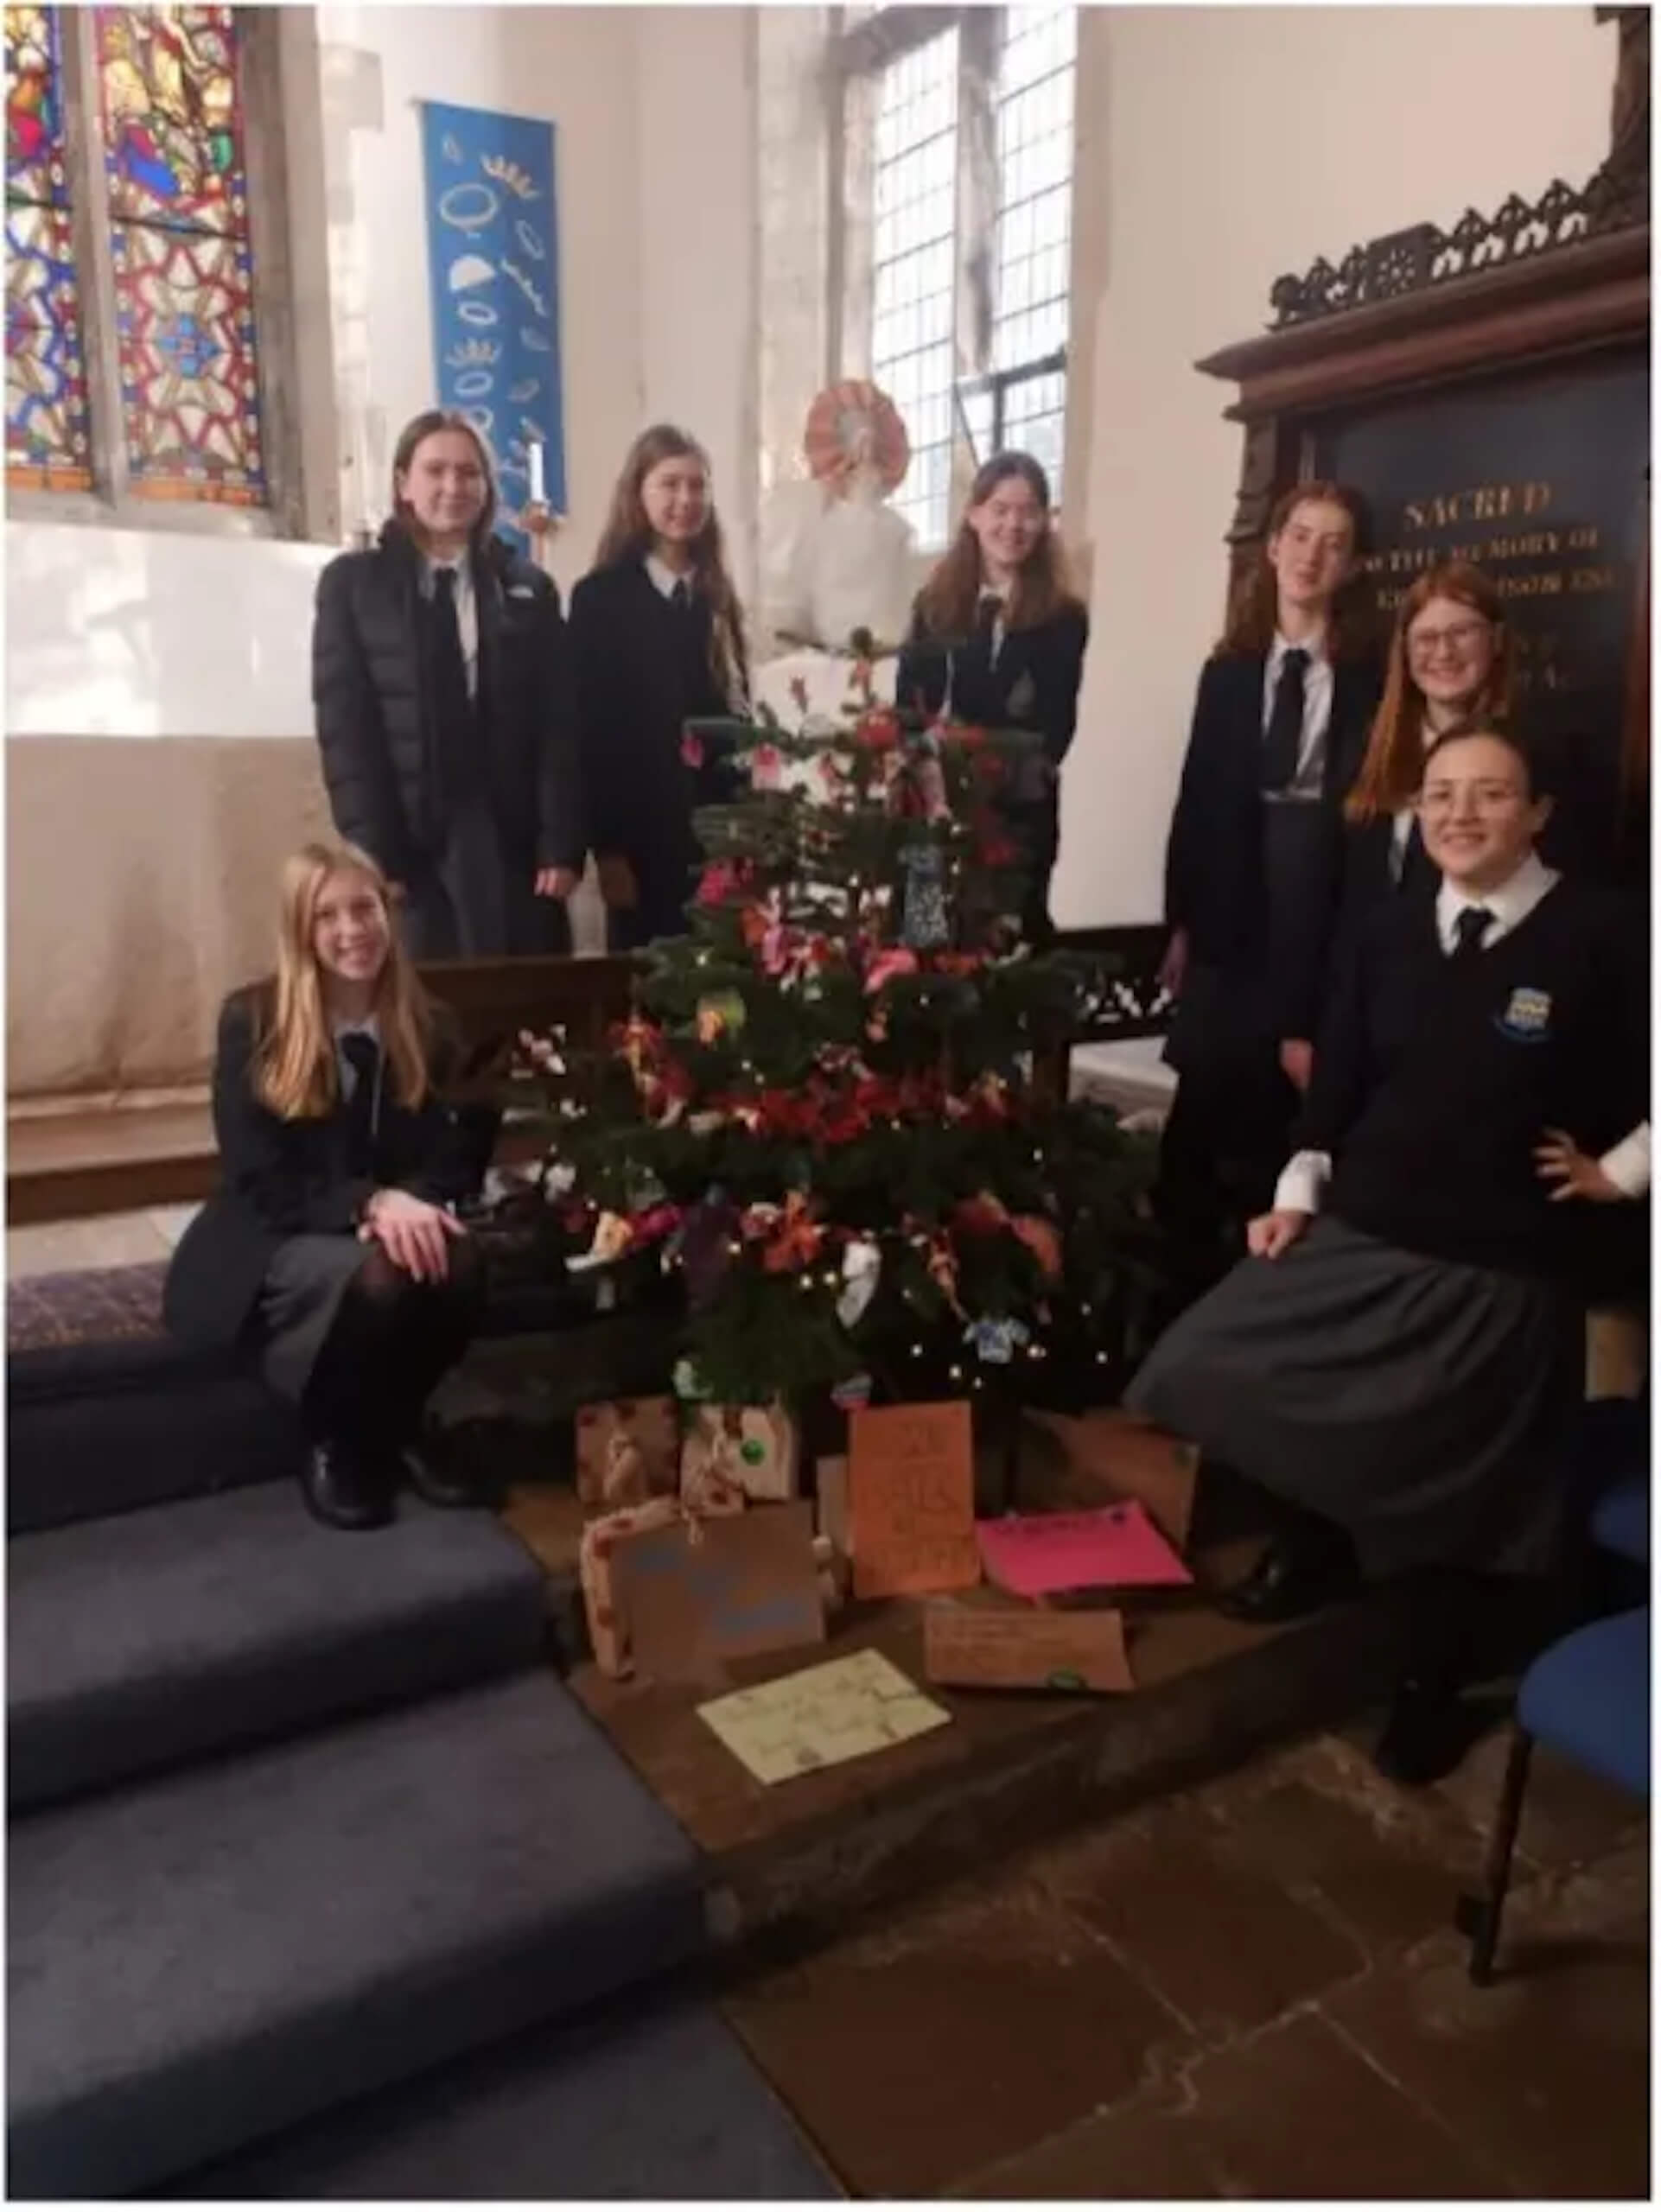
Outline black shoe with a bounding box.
[301,1439,395,1532]
[399,1433,483,1510]
[1218,1532,1359,1624]
[1372,1677,1483,1788]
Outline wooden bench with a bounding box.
[7,955,641,1228]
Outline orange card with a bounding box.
[848,1401,980,1599]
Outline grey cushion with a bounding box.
[173,1988,837,2200]
[9,1485,547,1809]
[9,1669,709,2198]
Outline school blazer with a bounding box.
[895,599,1089,770]
[1163,650,1382,1040]
[163,983,480,1352]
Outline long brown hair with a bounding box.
[595,423,749,702]
[1346,563,1515,822]
[252,842,435,1121]
[389,408,499,554]
[916,451,1081,639]
[1218,480,1376,664]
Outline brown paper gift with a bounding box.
[680,1402,799,1506]
[578,1496,684,1678]
[575,1396,680,1510]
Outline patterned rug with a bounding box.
[8,1262,169,1353]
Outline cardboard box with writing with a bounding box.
[609,1500,825,1685]
[848,1401,981,1599]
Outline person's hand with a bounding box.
[596,855,639,911]
[1247,1208,1311,1259]
[360,1188,468,1281]
[534,865,578,899]
[1278,1039,1314,1093]
[1157,927,1189,998]
[1535,1128,1625,1204]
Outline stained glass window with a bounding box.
[97,5,265,505]
[5,4,93,491]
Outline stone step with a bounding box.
[8,1669,709,2198]
[8,1481,548,1810]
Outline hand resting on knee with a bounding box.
[1247,1207,1311,1261]
[360,1186,468,1282]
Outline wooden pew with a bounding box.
[6,955,643,1227]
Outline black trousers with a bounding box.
[400,795,571,961]
[303,1241,487,1451]
[1154,1042,1299,1313]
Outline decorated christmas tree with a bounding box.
[524,661,1158,1420]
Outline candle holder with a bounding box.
[523,500,563,574]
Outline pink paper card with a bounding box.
[976,1502,1193,1599]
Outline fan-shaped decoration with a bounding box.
[804,378,908,494]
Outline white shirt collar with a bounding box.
[1435,849,1558,952]
[646,553,692,600]
[331,1011,380,1046]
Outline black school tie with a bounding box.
[1262,646,1310,793]
[671,577,691,612]
[1450,905,1493,962]
[340,1033,381,1177]
[431,567,469,709]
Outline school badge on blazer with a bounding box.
[1495,986,1552,1043]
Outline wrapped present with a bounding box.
[581,1496,820,1682]
[680,1402,799,1506]
[575,1396,680,1511]
[578,1495,684,1679]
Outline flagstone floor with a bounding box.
[718,1717,1649,2200]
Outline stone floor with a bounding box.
[718,1721,1650,2200]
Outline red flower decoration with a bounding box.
[680,729,706,768]
[855,709,901,752]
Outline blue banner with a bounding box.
[419,99,565,555]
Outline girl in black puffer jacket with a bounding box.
[311,408,584,958]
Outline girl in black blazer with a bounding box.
[311,409,584,960]
[1156,480,1382,1306]
[895,451,1088,944]
[569,424,750,950]
[1340,562,1515,932]
[163,842,486,1531]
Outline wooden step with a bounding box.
[7,1096,218,1225]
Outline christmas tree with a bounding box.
[525,661,1158,1418]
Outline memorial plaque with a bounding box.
[1311,353,1648,860]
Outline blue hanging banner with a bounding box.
[418,99,564,555]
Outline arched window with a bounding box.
[5,3,290,523]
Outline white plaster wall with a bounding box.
[3,3,748,741]
[633,6,760,601]
[1053,3,1613,929]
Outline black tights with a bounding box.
[303,1241,487,1453]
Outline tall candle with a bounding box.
[528,441,546,507]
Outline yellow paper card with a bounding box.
[697,1649,951,1786]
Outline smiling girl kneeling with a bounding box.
[164,842,487,1531]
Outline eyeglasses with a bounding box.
[1418,781,1524,815]
[1408,620,1490,659]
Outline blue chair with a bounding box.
[1457,1605,1650,1983]
[1591,1474,1649,1567]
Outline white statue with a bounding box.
[760,380,918,658]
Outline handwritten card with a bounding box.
[609,1501,824,1682]
[849,1402,981,1599]
[977,1502,1192,1600]
[697,1648,951,1786]
[924,1603,1133,1693]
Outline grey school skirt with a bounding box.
[257,1234,373,1405]
[1125,1215,1581,1578]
